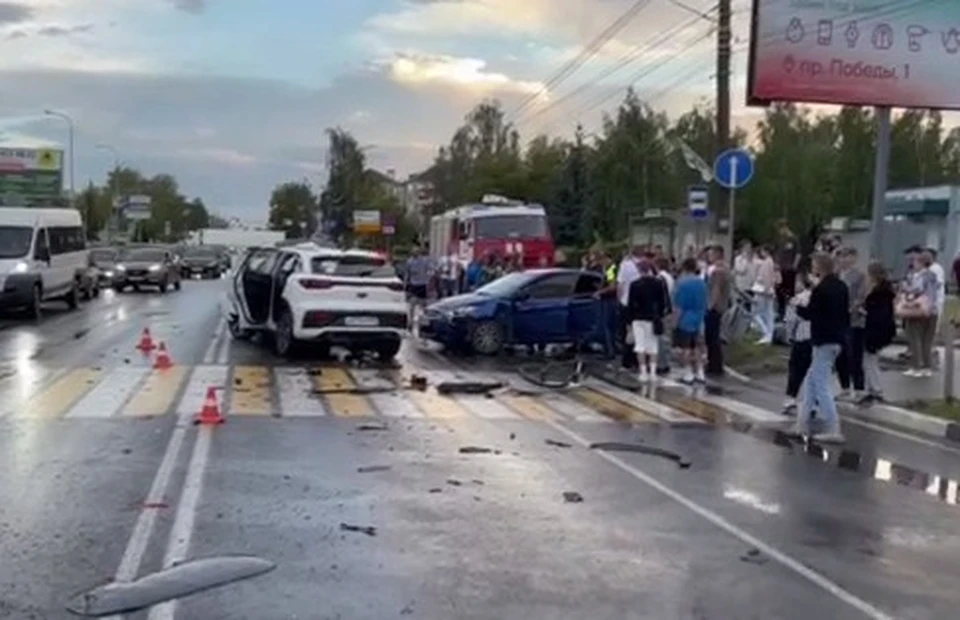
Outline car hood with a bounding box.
[93,260,116,269]
[118,261,164,269]
[429,292,493,312]
[183,257,217,265]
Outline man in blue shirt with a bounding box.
[673,257,708,383]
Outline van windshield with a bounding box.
[0,226,33,258]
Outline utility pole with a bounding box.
[716,0,732,243]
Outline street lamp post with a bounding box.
[44,109,75,207]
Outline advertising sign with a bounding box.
[748,1,960,109]
[353,210,381,234]
[122,195,152,221]
[0,147,64,203]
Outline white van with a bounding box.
[0,207,88,317]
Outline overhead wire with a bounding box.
[509,0,654,121]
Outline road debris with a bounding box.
[562,491,584,503]
[356,422,389,432]
[446,479,462,486]
[545,439,572,448]
[459,446,493,455]
[739,548,769,565]
[340,523,377,537]
[436,380,503,395]
[357,465,392,474]
[428,488,443,494]
[509,432,516,440]
[589,442,691,468]
[410,374,428,391]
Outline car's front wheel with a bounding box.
[470,320,504,355]
[273,307,297,358]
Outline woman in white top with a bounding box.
[733,240,757,292]
[751,245,778,344]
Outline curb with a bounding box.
[840,401,960,443]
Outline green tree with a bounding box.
[269,181,317,238]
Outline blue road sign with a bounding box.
[713,148,754,190]
[687,185,708,219]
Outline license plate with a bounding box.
[128,276,144,282]
[345,316,379,327]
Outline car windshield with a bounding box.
[311,254,396,278]
[0,226,33,258]
[474,215,547,239]
[120,249,165,263]
[184,248,217,258]
[90,249,117,262]
[473,271,535,297]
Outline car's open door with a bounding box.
[233,247,277,325]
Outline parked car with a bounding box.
[222,244,407,359]
[113,247,182,293]
[180,246,223,279]
[0,207,88,317]
[419,269,606,355]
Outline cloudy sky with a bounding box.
[0,0,758,220]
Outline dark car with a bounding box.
[113,247,182,293]
[418,268,606,355]
[180,246,223,279]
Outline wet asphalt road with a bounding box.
[1,279,959,619]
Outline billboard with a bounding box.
[0,147,64,204]
[353,210,381,234]
[747,1,960,109]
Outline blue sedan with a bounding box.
[419,268,610,355]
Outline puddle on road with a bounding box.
[553,360,960,509]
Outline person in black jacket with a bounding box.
[860,261,896,404]
[794,252,848,443]
[627,259,670,382]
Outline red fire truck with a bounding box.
[428,195,555,268]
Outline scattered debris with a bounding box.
[589,442,691,468]
[401,601,415,615]
[65,556,275,616]
[562,491,584,503]
[739,548,768,565]
[471,479,485,486]
[436,380,503,395]
[459,446,493,455]
[410,374,428,391]
[234,377,243,386]
[473,496,482,502]
[73,329,89,339]
[428,488,443,494]
[509,432,516,440]
[340,523,377,537]
[357,465,392,474]
[545,439,572,449]
[123,358,131,364]
[121,448,132,455]
[356,422,389,432]
[446,479,462,486]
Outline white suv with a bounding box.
[223,244,407,359]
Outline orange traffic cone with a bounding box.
[195,386,224,425]
[154,342,173,370]
[136,328,155,352]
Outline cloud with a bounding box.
[0,2,31,24]
[166,0,207,14]
[385,52,542,94]
[35,23,95,37]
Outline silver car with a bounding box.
[113,247,182,293]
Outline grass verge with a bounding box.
[725,339,789,376]
[898,399,960,423]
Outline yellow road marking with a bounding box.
[312,367,373,417]
[500,394,552,420]
[657,391,724,424]
[230,366,273,415]
[406,389,467,419]
[16,367,104,418]
[569,387,658,424]
[123,367,188,417]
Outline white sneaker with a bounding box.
[782,398,797,412]
[638,369,649,383]
[904,368,920,377]
[919,368,934,377]
[680,371,695,384]
[694,369,706,383]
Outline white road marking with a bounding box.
[455,394,520,419]
[348,368,396,391]
[146,425,213,620]
[538,391,609,423]
[661,378,787,425]
[274,367,326,417]
[177,365,229,417]
[105,395,199,619]
[201,319,225,365]
[65,366,150,418]
[370,391,424,418]
[543,418,894,620]
[843,414,960,455]
[215,331,231,364]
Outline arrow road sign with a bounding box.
[713,148,755,190]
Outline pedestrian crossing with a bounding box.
[0,362,682,424]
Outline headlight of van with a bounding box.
[12,261,29,274]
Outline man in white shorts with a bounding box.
[626,259,671,382]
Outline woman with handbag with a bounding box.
[899,250,939,377]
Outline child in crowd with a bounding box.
[861,261,896,404]
[783,274,812,413]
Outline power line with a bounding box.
[509,0,653,121]
[515,7,717,129]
